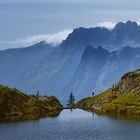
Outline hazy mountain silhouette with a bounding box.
[0,21,140,102]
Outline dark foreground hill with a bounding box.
[76,69,140,116]
[0,85,62,122]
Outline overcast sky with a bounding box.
[1,0,140,49]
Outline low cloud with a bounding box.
[16,29,73,46]
[97,21,116,29]
[0,29,73,50]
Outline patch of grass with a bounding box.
[77,90,140,115]
[76,89,113,108]
[112,93,140,106]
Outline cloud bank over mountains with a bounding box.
[0,29,73,50]
[97,21,116,29]
[15,29,73,47]
[0,21,115,50]
[1,0,140,47]
[1,21,140,50]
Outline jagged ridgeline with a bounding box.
[76,69,140,115]
[1,21,140,102]
[0,85,62,122]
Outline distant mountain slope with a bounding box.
[0,39,85,100]
[95,46,140,93]
[62,46,140,100]
[76,69,140,116]
[0,21,140,102]
[62,46,109,100]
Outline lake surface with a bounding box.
[0,109,140,140]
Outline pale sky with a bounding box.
[0,0,140,49]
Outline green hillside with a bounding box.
[76,69,140,116]
[0,85,62,122]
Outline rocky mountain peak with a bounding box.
[113,21,139,31]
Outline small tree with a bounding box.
[67,92,75,108]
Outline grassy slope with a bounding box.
[76,69,140,115]
[0,85,62,121]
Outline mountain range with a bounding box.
[0,21,140,102]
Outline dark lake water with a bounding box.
[0,109,140,140]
